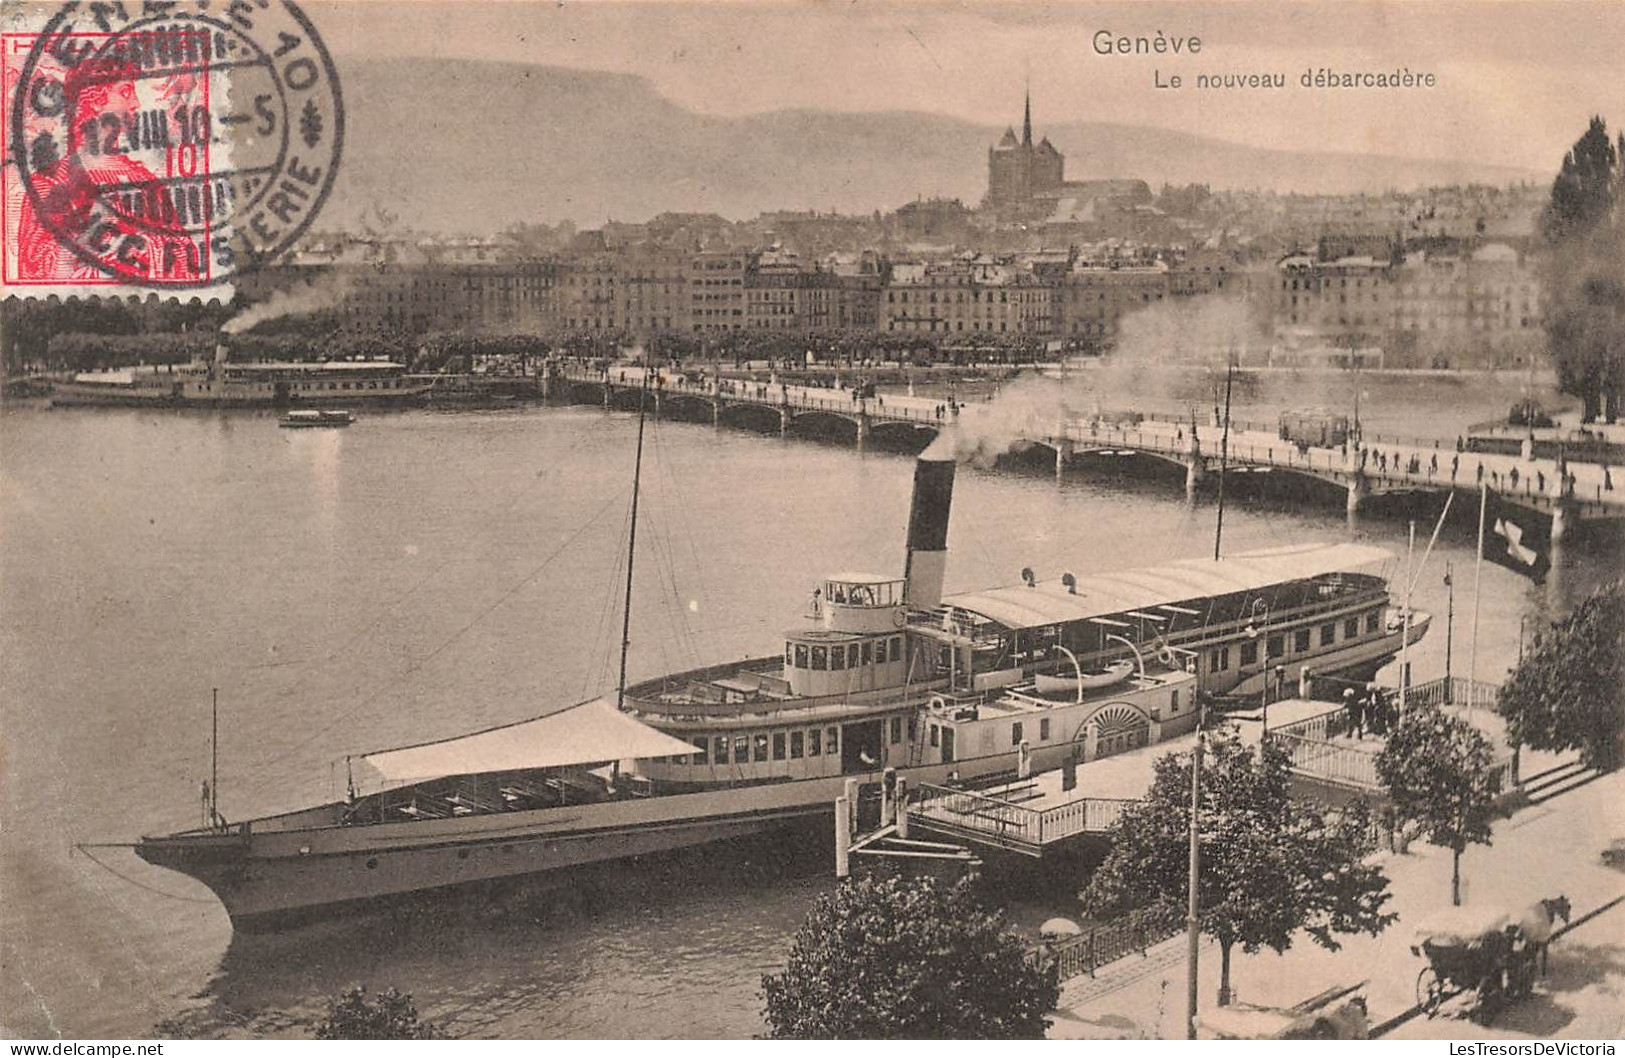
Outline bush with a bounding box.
[761,873,1057,1039]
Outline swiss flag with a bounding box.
[1485,488,1552,582]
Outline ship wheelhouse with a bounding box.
[624,572,931,789]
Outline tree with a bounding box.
[314,986,444,1040]
[1499,580,1625,771]
[1376,709,1503,906]
[1540,117,1625,423]
[1081,729,1393,1006]
[760,873,1057,1039]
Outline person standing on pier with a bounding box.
[1343,688,1365,740]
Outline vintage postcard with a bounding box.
[2,0,1621,1046]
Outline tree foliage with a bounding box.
[1540,117,1625,423]
[1376,709,1502,904]
[1499,580,1625,771]
[1080,728,1393,1004]
[760,873,1058,1039]
[314,986,444,1040]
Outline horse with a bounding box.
[1518,895,1572,975]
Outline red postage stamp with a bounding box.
[3,27,216,287]
[3,1,342,295]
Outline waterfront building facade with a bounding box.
[1390,243,1544,370]
[1055,260,1170,345]
[881,259,1053,336]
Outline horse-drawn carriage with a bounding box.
[1411,897,1569,1021]
[1197,982,1369,1039]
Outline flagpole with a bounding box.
[1399,520,1415,713]
[1213,363,1233,561]
[1469,483,1487,687]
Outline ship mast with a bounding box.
[615,367,651,712]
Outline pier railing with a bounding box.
[1404,676,1500,710]
[1271,731,1383,789]
[1034,795,1135,843]
[1031,904,1186,982]
[911,782,1135,852]
[1270,704,1351,743]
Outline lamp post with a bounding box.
[1244,599,1271,734]
[1518,613,1539,664]
[1444,563,1454,684]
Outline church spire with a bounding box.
[1022,85,1032,147]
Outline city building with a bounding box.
[1054,260,1170,346]
[881,257,1052,336]
[690,251,751,332]
[1391,242,1544,369]
[1272,251,1394,365]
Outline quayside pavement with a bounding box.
[1047,765,1625,1040]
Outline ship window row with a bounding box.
[279,379,402,390]
[787,636,903,670]
[1229,609,1381,668]
[1010,717,1057,746]
[686,726,840,765]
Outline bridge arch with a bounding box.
[655,390,717,424]
[716,400,784,434]
[868,419,939,454]
[787,409,860,443]
[606,386,650,413]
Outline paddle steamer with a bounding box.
[137,450,1426,924]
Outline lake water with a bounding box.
[1,373,1617,1038]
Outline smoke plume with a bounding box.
[926,293,1268,466]
[221,273,356,334]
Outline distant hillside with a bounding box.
[327,56,1547,232]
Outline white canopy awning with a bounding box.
[943,542,1393,632]
[355,698,699,793]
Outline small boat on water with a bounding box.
[279,409,354,428]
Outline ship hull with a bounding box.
[138,747,1084,925]
[135,615,1425,926]
[49,383,181,407]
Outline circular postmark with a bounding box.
[8,0,343,287]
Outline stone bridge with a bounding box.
[552,362,948,450]
[549,362,1624,541]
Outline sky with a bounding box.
[302,0,1625,175]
